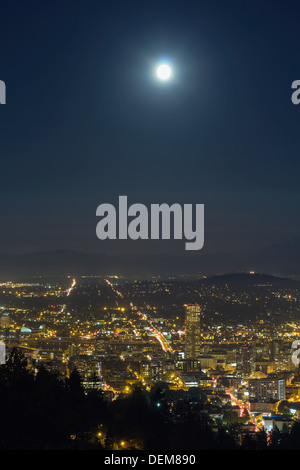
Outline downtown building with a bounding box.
[248,377,286,402]
[248,377,286,413]
[184,303,201,360]
[236,343,255,377]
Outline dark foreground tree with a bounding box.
[0,348,299,450]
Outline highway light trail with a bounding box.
[105,279,123,298]
[66,278,76,297]
[137,311,173,354]
[104,279,173,354]
[225,388,259,431]
[57,278,76,314]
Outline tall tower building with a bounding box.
[236,343,255,377]
[184,303,201,359]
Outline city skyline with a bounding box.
[0,272,300,449]
[1,0,300,453]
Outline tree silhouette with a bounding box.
[0,347,300,450]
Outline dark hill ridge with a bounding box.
[199,272,300,288]
[0,246,299,280]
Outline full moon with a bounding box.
[156,63,172,81]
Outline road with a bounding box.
[104,278,173,354]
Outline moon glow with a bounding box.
[156,63,172,81]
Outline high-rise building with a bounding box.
[248,378,286,403]
[184,303,201,359]
[269,339,280,361]
[236,343,255,377]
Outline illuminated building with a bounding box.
[248,378,286,403]
[236,343,255,377]
[184,304,201,359]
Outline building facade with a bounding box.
[184,303,201,359]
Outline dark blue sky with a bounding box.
[1,0,300,256]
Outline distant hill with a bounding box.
[199,272,300,288]
[0,239,300,280]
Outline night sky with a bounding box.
[1,0,300,260]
